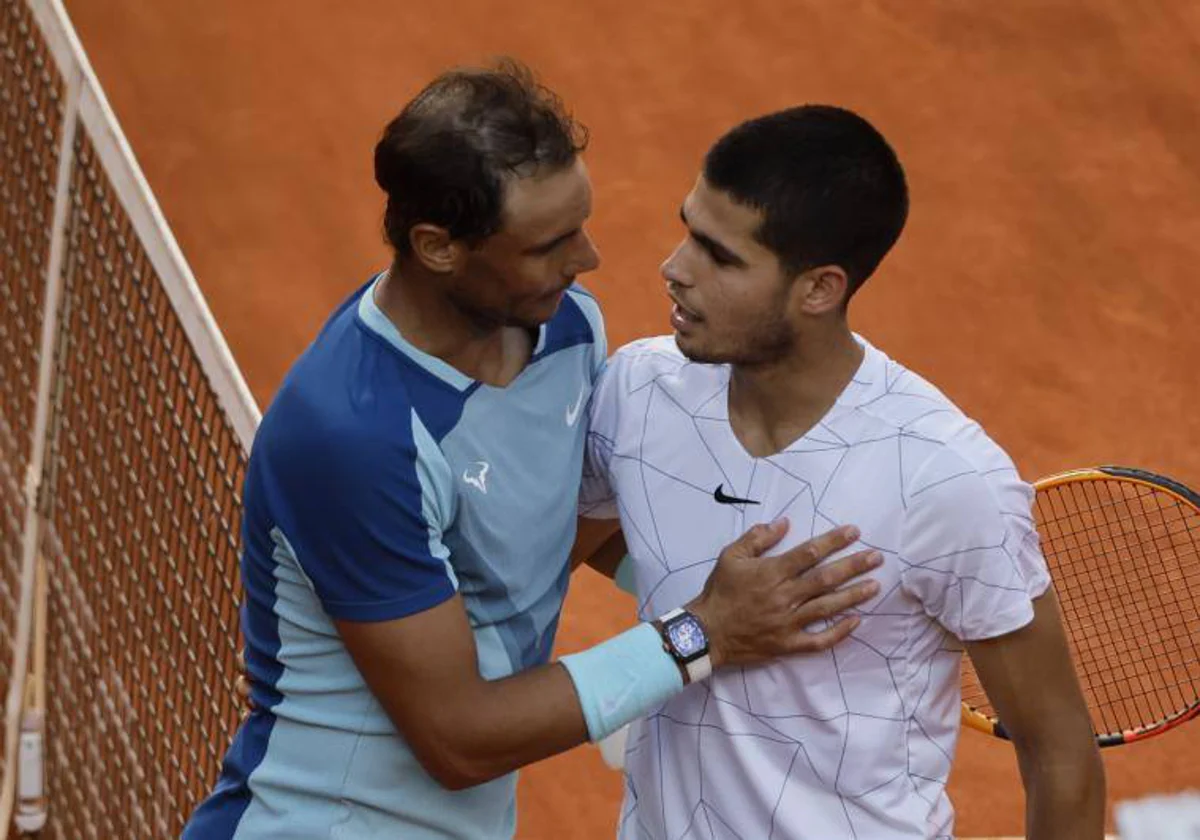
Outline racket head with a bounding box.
[961,465,1200,747]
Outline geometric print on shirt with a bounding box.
[581,335,1050,840]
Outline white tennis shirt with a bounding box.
[580,335,1050,840]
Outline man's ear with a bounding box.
[410,224,466,273]
[796,265,850,315]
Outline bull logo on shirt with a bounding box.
[463,460,490,493]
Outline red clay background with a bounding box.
[61,1,1200,835]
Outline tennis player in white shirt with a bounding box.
[580,105,1105,840]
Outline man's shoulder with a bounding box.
[606,335,694,382]
[595,336,728,413]
[842,344,965,431]
[538,284,605,354]
[896,418,1030,530]
[842,343,985,451]
[840,341,1027,505]
[612,334,679,357]
[261,325,423,471]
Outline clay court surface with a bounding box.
[60,0,1200,835]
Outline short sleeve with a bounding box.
[899,444,1051,641]
[264,407,456,623]
[579,356,619,520]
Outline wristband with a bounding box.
[560,623,683,742]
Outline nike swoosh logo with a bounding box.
[599,681,639,721]
[565,386,586,427]
[713,484,760,506]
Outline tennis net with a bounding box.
[1,0,258,835]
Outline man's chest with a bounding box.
[607,422,915,619]
[428,359,593,599]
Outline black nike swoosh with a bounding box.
[713,484,760,506]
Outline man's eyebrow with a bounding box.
[679,206,748,268]
[522,228,580,256]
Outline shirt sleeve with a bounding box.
[264,406,457,623]
[898,441,1051,641]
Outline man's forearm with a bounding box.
[425,662,590,790]
[340,523,877,792]
[1022,750,1106,840]
[405,623,681,791]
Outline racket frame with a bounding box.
[960,465,1200,747]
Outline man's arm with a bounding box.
[337,594,586,790]
[570,516,625,577]
[964,589,1106,840]
[338,521,881,790]
[896,438,1106,838]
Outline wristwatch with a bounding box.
[654,607,713,684]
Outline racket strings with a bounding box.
[1042,479,1200,737]
[960,475,1200,741]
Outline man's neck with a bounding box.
[374,263,532,387]
[727,325,864,459]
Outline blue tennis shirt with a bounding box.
[184,273,606,839]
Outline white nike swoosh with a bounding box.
[565,386,586,426]
[599,680,639,722]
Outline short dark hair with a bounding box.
[374,59,588,255]
[703,105,908,294]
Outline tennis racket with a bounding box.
[960,466,1200,747]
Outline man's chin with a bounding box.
[507,301,561,331]
[675,334,779,366]
[673,333,721,364]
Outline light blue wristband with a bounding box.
[560,623,683,742]
[613,554,636,596]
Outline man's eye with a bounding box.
[536,230,580,256]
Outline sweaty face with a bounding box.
[453,158,600,329]
[661,177,797,365]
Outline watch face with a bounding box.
[667,615,707,658]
